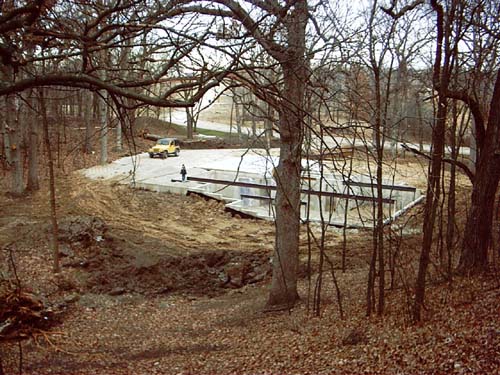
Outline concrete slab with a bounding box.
[81,148,423,228]
[81,148,279,195]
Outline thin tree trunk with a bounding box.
[229,93,234,139]
[469,117,477,174]
[39,90,60,274]
[186,107,194,140]
[445,100,458,280]
[234,90,242,141]
[251,111,256,139]
[375,128,385,315]
[99,49,108,165]
[413,97,447,322]
[413,0,449,322]
[265,103,272,150]
[84,90,93,154]
[116,113,123,152]
[6,93,24,196]
[367,239,377,315]
[1,97,12,165]
[415,92,425,152]
[26,91,40,192]
[99,90,108,165]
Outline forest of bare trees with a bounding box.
[1,0,500,372]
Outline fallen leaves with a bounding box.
[1,171,499,374]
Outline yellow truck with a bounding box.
[148,138,181,158]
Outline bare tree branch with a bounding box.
[0,73,226,107]
[446,88,486,151]
[401,143,475,182]
[380,0,425,20]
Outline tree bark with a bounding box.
[1,97,12,165]
[6,93,24,196]
[84,90,93,154]
[26,91,40,192]
[39,89,60,273]
[235,94,242,140]
[412,0,449,322]
[266,1,307,309]
[186,107,194,140]
[115,114,122,152]
[99,48,108,165]
[445,100,458,280]
[99,89,108,165]
[374,73,385,316]
[459,70,500,273]
[267,76,303,307]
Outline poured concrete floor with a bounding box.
[81,148,280,195]
[81,148,422,228]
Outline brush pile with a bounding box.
[0,281,61,341]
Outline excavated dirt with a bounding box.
[0,175,278,299]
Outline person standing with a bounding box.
[180,164,187,182]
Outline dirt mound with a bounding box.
[83,246,271,297]
[57,215,107,249]
[135,116,179,137]
[135,115,281,150]
[56,215,272,297]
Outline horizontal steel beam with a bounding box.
[343,180,417,192]
[187,176,395,204]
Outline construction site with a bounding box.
[82,143,423,228]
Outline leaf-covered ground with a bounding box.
[0,130,498,374]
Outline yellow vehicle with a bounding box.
[148,138,180,158]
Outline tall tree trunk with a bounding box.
[186,107,194,140]
[251,109,257,139]
[266,0,307,309]
[116,116,122,151]
[6,93,24,196]
[445,100,458,280]
[265,103,273,150]
[459,70,500,273]
[99,49,108,165]
[115,37,131,153]
[413,101,447,321]
[26,91,40,192]
[84,90,93,154]
[367,65,386,316]
[413,0,449,322]
[39,90,60,273]
[1,97,12,165]
[235,100,242,141]
[267,76,303,308]
[469,117,477,174]
[375,80,385,316]
[99,90,108,165]
[415,92,425,152]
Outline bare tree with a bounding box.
[0,0,230,195]
[456,0,500,273]
[383,0,500,320]
[0,1,225,104]
[167,0,310,309]
[0,0,234,274]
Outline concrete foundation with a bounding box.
[80,149,423,228]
